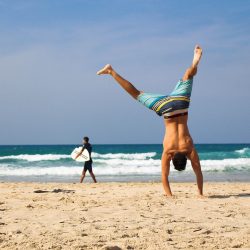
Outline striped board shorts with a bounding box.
[137,78,193,119]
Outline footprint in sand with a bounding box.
[102,246,122,250]
[26,204,34,209]
[121,234,130,238]
[193,227,202,232]
[225,213,235,217]
[14,229,22,234]
[201,229,212,235]
[126,246,134,250]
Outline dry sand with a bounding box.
[0,182,249,250]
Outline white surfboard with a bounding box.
[71,147,90,162]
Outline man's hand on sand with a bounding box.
[197,194,206,199]
[164,194,176,199]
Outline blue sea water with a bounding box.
[0,144,249,182]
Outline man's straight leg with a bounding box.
[80,169,86,183]
[97,64,141,99]
[182,45,202,81]
[89,171,97,183]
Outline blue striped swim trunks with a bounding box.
[137,78,193,119]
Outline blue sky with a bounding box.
[0,0,250,144]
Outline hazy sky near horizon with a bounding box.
[0,0,250,144]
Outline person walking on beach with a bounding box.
[75,137,97,183]
[97,45,203,197]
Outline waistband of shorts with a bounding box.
[164,112,188,120]
[152,96,190,112]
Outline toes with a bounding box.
[194,45,202,54]
[97,64,112,75]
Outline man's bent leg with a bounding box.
[182,45,202,81]
[97,64,140,99]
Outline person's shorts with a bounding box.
[137,78,193,119]
[84,161,93,172]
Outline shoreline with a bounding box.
[1,171,250,183]
[1,179,250,183]
[0,182,249,249]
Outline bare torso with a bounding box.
[163,115,194,156]
[97,45,204,196]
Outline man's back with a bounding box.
[163,115,194,154]
[97,45,203,196]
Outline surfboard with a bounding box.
[71,147,90,162]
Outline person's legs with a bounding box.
[89,171,97,183]
[80,169,87,183]
[97,64,140,99]
[182,45,202,81]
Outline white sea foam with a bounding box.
[94,158,160,167]
[235,147,250,155]
[0,152,157,162]
[199,158,250,171]
[0,165,83,176]
[0,158,249,176]
[92,152,157,159]
[0,154,70,162]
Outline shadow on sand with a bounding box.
[209,193,250,199]
[34,189,75,194]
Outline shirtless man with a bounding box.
[97,45,203,197]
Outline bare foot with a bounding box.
[97,64,113,75]
[192,45,203,68]
[197,194,206,199]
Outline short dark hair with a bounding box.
[172,152,187,171]
[83,136,89,143]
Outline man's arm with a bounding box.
[75,147,84,160]
[161,152,173,197]
[189,148,204,196]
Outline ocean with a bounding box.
[0,144,249,183]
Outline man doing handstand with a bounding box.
[97,45,203,197]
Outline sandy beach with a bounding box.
[0,182,249,250]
